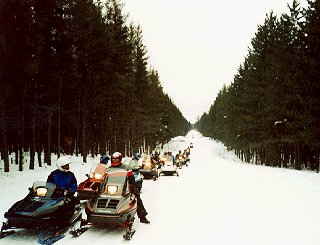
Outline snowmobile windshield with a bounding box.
[104,171,127,196]
[89,162,108,179]
[127,159,140,170]
[167,155,174,163]
[142,160,153,169]
[32,181,56,198]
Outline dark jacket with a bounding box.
[47,169,77,194]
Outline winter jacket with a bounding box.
[47,169,77,194]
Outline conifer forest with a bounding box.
[0,0,190,172]
[195,0,320,172]
[1,0,320,174]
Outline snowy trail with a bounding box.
[1,132,320,244]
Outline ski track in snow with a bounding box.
[1,130,320,244]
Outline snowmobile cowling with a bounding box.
[2,181,82,231]
[85,169,137,226]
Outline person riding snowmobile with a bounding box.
[151,152,161,168]
[47,156,78,214]
[175,150,183,168]
[167,151,175,163]
[132,152,142,162]
[93,154,110,175]
[108,152,150,224]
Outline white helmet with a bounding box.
[56,156,72,171]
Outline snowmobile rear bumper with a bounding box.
[160,170,178,176]
[140,169,157,178]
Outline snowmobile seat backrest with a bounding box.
[32,181,56,198]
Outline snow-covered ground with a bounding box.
[1,130,320,244]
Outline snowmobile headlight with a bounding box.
[106,185,118,195]
[93,173,103,179]
[36,187,48,197]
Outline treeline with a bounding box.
[195,0,320,171]
[0,0,190,172]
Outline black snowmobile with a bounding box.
[0,181,82,244]
[76,168,138,240]
[139,155,159,181]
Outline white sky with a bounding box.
[122,0,308,123]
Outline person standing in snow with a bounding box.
[108,152,150,224]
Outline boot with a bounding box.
[140,216,150,224]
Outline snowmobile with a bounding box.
[0,181,82,243]
[139,155,159,181]
[81,168,138,240]
[77,162,108,200]
[159,156,179,177]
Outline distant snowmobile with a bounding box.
[159,156,179,177]
[0,181,82,244]
[139,155,159,181]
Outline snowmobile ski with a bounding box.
[37,226,66,245]
[37,234,65,245]
[69,226,90,237]
[123,229,136,240]
[0,230,15,239]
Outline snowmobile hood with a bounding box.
[86,168,137,226]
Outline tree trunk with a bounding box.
[15,147,18,165]
[57,81,61,158]
[294,141,301,170]
[82,90,87,163]
[44,108,52,165]
[76,99,81,156]
[18,129,24,172]
[316,147,319,173]
[29,105,36,170]
[37,128,42,167]
[29,124,35,170]
[0,97,9,172]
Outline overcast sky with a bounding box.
[122,0,307,123]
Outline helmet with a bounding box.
[133,152,141,160]
[100,155,110,164]
[111,152,122,166]
[56,156,72,172]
